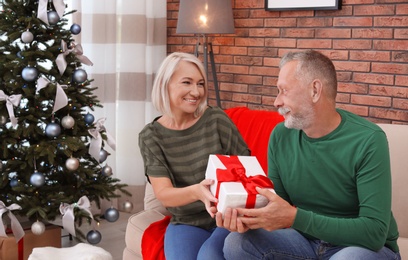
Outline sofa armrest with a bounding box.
[123,209,166,260]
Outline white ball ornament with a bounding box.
[61,115,75,129]
[101,165,113,176]
[31,221,45,235]
[0,115,7,126]
[122,201,133,213]
[30,171,45,187]
[66,157,80,171]
[21,30,34,43]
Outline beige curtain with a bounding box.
[70,0,166,187]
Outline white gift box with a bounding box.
[205,154,275,214]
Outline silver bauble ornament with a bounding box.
[66,157,80,171]
[47,11,60,25]
[31,221,46,235]
[86,230,102,244]
[122,201,133,213]
[0,115,7,126]
[104,207,119,222]
[73,69,87,83]
[101,165,113,176]
[70,23,81,35]
[21,30,34,43]
[22,67,38,82]
[99,149,109,163]
[84,113,95,125]
[61,115,75,129]
[45,122,61,138]
[30,171,45,187]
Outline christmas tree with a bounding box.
[0,0,128,243]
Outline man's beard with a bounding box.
[278,106,314,130]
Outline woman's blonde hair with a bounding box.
[151,52,208,118]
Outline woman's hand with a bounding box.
[196,179,218,217]
[216,208,250,233]
[150,177,218,217]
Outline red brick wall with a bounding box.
[167,0,408,124]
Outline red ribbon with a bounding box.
[18,237,23,260]
[215,155,274,208]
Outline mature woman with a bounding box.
[139,52,250,260]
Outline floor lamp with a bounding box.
[176,0,235,108]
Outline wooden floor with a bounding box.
[62,212,131,260]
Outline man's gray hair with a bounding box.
[280,50,338,100]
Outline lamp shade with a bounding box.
[176,0,235,34]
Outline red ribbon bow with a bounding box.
[215,155,274,209]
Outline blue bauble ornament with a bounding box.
[45,122,61,138]
[70,23,81,35]
[86,230,102,244]
[84,113,95,125]
[10,177,18,188]
[17,51,24,59]
[22,67,38,82]
[30,171,45,187]
[104,207,119,222]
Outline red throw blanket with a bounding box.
[141,215,171,260]
[224,107,284,173]
[141,107,284,259]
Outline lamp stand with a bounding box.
[195,34,221,108]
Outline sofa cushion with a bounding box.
[378,124,408,239]
[398,237,408,259]
[124,209,166,259]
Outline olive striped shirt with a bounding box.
[139,106,250,229]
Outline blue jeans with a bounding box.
[164,223,230,260]
[224,228,401,260]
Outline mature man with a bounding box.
[217,50,400,259]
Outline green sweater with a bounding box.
[139,106,250,229]
[268,109,399,252]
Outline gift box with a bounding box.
[0,224,61,260]
[205,154,275,214]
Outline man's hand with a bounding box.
[215,187,297,232]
